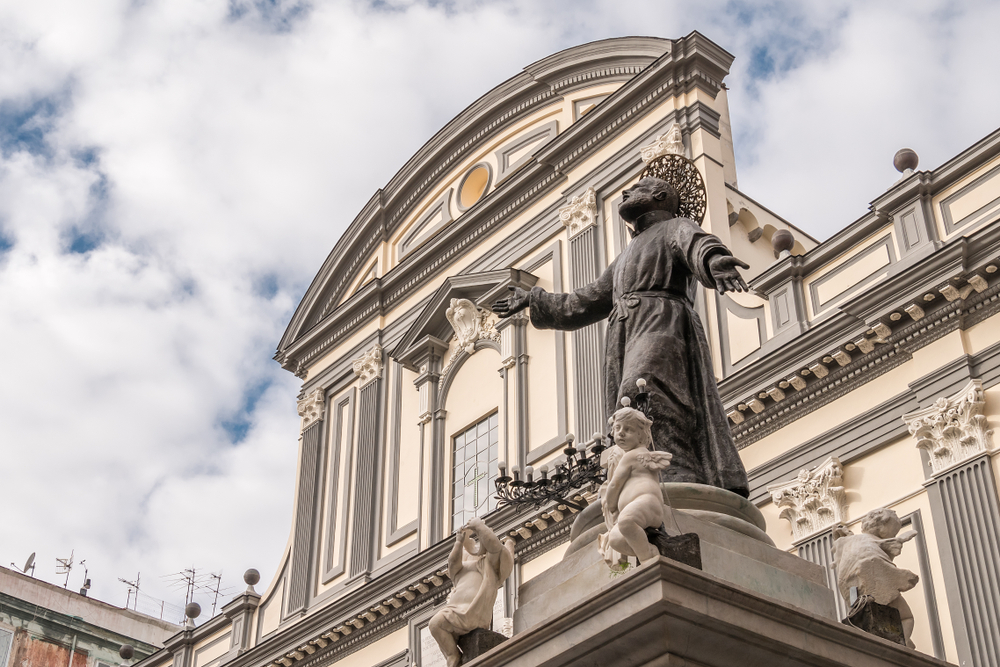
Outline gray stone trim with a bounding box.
[349,378,382,578]
[893,198,935,259]
[384,360,417,547]
[747,333,1000,504]
[519,242,568,467]
[371,651,408,667]
[807,235,896,315]
[192,632,230,667]
[406,597,449,667]
[940,161,1000,233]
[454,162,493,213]
[905,510,946,660]
[399,188,453,259]
[460,200,564,274]
[568,225,606,441]
[515,516,574,564]
[716,293,767,375]
[573,94,609,121]
[370,542,418,581]
[794,529,846,620]
[494,120,558,183]
[322,389,355,584]
[288,420,324,615]
[255,559,288,643]
[299,331,381,400]
[925,453,1000,667]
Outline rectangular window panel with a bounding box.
[0,628,12,667]
[452,411,500,531]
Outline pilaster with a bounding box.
[905,379,1000,667]
[767,456,848,543]
[287,389,327,615]
[560,189,605,441]
[349,344,384,578]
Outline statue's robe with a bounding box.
[437,545,515,634]
[527,210,749,497]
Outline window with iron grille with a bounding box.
[452,412,499,531]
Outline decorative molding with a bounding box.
[904,379,994,476]
[352,345,383,387]
[639,123,685,163]
[767,456,848,542]
[558,187,597,238]
[441,299,501,380]
[297,389,325,432]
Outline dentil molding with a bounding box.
[767,456,848,542]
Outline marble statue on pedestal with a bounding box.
[429,518,515,667]
[832,509,919,647]
[598,402,673,565]
[494,156,751,497]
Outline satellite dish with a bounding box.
[23,553,35,573]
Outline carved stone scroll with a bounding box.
[441,299,500,381]
[352,344,383,388]
[558,188,597,238]
[639,123,685,163]
[297,389,325,432]
[768,456,848,542]
[904,379,993,475]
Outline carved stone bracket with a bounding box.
[352,344,383,388]
[767,456,848,542]
[639,123,685,163]
[904,379,993,476]
[297,389,325,432]
[441,299,501,381]
[558,188,597,238]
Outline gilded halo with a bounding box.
[639,153,707,224]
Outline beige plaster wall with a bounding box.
[932,153,1000,241]
[258,578,284,638]
[520,542,569,584]
[384,365,421,547]
[316,387,359,595]
[192,630,231,667]
[333,628,407,667]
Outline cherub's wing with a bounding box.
[636,450,673,471]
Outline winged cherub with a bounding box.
[598,402,673,565]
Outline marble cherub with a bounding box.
[429,517,515,667]
[598,402,673,565]
[832,508,919,647]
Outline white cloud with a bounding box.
[0,0,996,619]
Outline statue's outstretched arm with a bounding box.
[523,257,617,331]
[447,528,467,581]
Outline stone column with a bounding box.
[221,589,261,659]
[768,456,849,618]
[559,187,605,440]
[905,379,1000,667]
[349,344,384,578]
[287,388,326,615]
[404,337,450,546]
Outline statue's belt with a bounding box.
[611,290,690,322]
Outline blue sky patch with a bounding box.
[228,0,309,32]
[0,95,65,159]
[220,378,273,444]
[253,272,280,300]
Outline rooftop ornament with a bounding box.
[494,379,654,512]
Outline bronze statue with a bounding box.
[493,169,751,497]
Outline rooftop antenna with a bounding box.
[56,550,74,588]
[119,573,140,610]
[11,552,36,577]
[78,560,91,597]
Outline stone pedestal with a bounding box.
[475,557,952,667]
[458,629,507,664]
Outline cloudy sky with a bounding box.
[2,0,998,622]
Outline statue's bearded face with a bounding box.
[618,177,679,223]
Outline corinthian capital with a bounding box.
[767,456,848,542]
[904,379,993,475]
[352,344,384,387]
[558,188,597,238]
[297,389,325,431]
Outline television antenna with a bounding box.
[10,552,36,577]
[56,550,75,588]
[118,573,141,610]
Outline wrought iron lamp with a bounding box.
[494,433,606,512]
[493,378,652,512]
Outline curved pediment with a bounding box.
[277,33,735,375]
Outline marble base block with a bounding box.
[479,557,950,667]
[458,629,507,664]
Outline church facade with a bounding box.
[134,33,1000,667]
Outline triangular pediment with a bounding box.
[392,268,537,369]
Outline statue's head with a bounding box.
[608,406,653,451]
[618,177,680,223]
[861,508,902,539]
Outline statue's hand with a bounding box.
[492,285,529,318]
[456,527,469,543]
[708,254,750,294]
[465,517,487,534]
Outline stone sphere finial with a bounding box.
[244,568,260,586]
[772,229,795,255]
[185,602,201,620]
[119,645,134,660]
[893,148,919,173]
